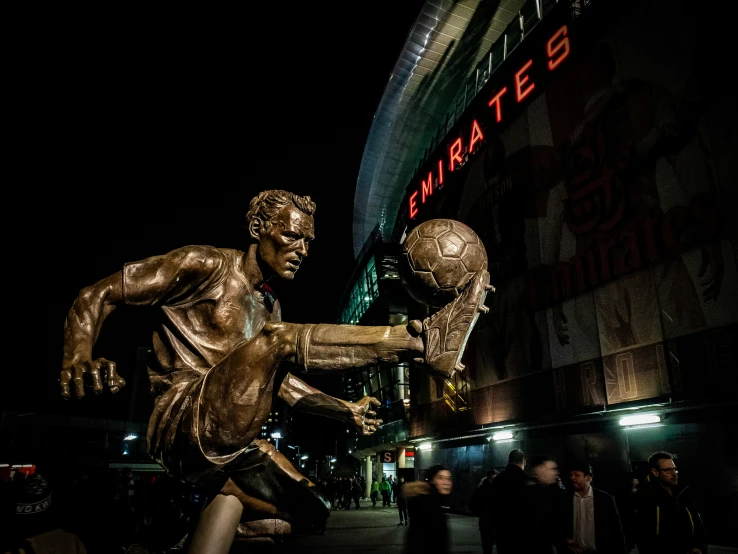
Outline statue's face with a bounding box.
[257,204,315,280]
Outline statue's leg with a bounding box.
[223,439,330,536]
[195,321,424,460]
[186,492,242,554]
[293,269,492,378]
[185,439,328,553]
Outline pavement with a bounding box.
[247,498,737,554]
[239,498,477,553]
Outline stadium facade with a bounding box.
[341,0,737,543]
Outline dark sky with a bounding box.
[7,1,426,453]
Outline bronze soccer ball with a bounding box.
[400,219,488,308]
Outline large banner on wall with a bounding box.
[410,0,737,434]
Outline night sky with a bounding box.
[7,3,425,457]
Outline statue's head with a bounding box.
[246,190,316,280]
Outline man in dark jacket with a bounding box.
[561,460,626,554]
[488,449,536,554]
[526,454,567,554]
[634,452,707,554]
[469,468,498,554]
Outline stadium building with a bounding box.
[341,0,737,543]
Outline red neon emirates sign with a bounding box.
[409,25,570,219]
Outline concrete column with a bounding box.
[363,456,373,498]
[397,447,406,469]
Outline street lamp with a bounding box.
[287,444,301,462]
[270,431,282,450]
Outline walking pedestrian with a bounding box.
[396,476,408,526]
[379,476,392,507]
[370,478,379,507]
[469,468,498,554]
[561,460,626,554]
[404,465,453,554]
[526,454,566,554]
[487,449,535,554]
[633,451,707,554]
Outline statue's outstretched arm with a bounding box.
[278,372,382,435]
[60,272,126,399]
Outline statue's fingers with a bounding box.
[365,409,377,418]
[60,369,73,399]
[73,365,86,399]
[90,362,103,395]
[368,397,381,407]
[102,360,124,393]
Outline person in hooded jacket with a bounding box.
[403,465,453,554]
[634,451,707,554]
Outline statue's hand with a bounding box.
[60,357,126,399]
[350,396,383,436]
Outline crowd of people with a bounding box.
[313,474,407,513]
[1,449,710,554]
[457,449,706,554]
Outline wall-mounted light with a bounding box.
[418,442,433,451]
[491,431,514,441]
[619,414,661,427]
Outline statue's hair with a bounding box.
[246,190,316,229]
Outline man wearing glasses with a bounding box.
[634,452,707,554]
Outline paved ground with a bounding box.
[245,498,737,554]
[239,498,477,553]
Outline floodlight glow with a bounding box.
[124,434,138,441]
[330,458,337,463]
[270,432,282,439]
[492,431,514,441]
[301,455,309,460]
[619,414,660,427]
[418,442,432,451]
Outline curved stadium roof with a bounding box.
[353,0,526,256]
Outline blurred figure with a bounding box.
[561,460,626,554]
[634,452,707,554]
[370,478,379,507]
[487,449,535,554]
[526,454,566,554]
[349,477,362,509]
[380,476,392,507]
[359,475,367,500]
[396,476,408,526]
[615,473,640,552]
[325,477,337,510]
[404,465,453,554]
[468,468,498,554]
